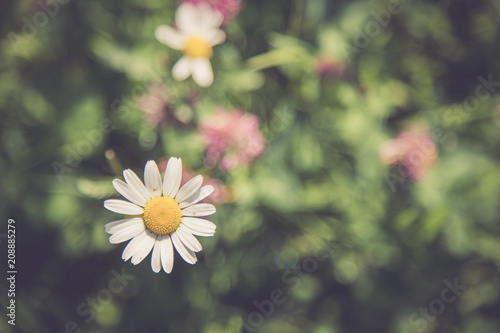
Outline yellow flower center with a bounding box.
[183,36,213,59]
[143,196,182,235]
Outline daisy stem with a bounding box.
[245,49,302,71]
[105,149,124,176]
[287,0,304,37]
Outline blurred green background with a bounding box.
[1,0,500,332]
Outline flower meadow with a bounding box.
[2,0,500,332]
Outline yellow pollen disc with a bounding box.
[143,196,182,235]
[183,36,213,59]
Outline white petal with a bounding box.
[171,231,197,264]
[155,25,185,50]
[131,231,156,265]
[191,58,213,87]
[176,3,202,35]
[122,230,147,261]
[181,217,216,235]
[105,218,132,233]
[176,3,223,35]
[176,226,202,252]
[206,29,226,46]
[109,220,146,244]
[172,57,193,82]
[151,239,162,273]
[105,217,143,234]
[123,169,152,201]
[104,199,144,215]
[198,4,223,30]
[179,185,214,208]
[144,160,163,198]
[112,179,147,207]
[163,157,183,198]
[175,175,203,203]
[159,234,174,273]
[182,203,216,217]
[183,228,214,237]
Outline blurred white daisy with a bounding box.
[104,157,217,274]
[155,3,225,87]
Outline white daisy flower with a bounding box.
[155,3,226,87]
[104,157,217,274]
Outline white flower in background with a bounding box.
[155,3,226,87]
[104,158,217,274]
